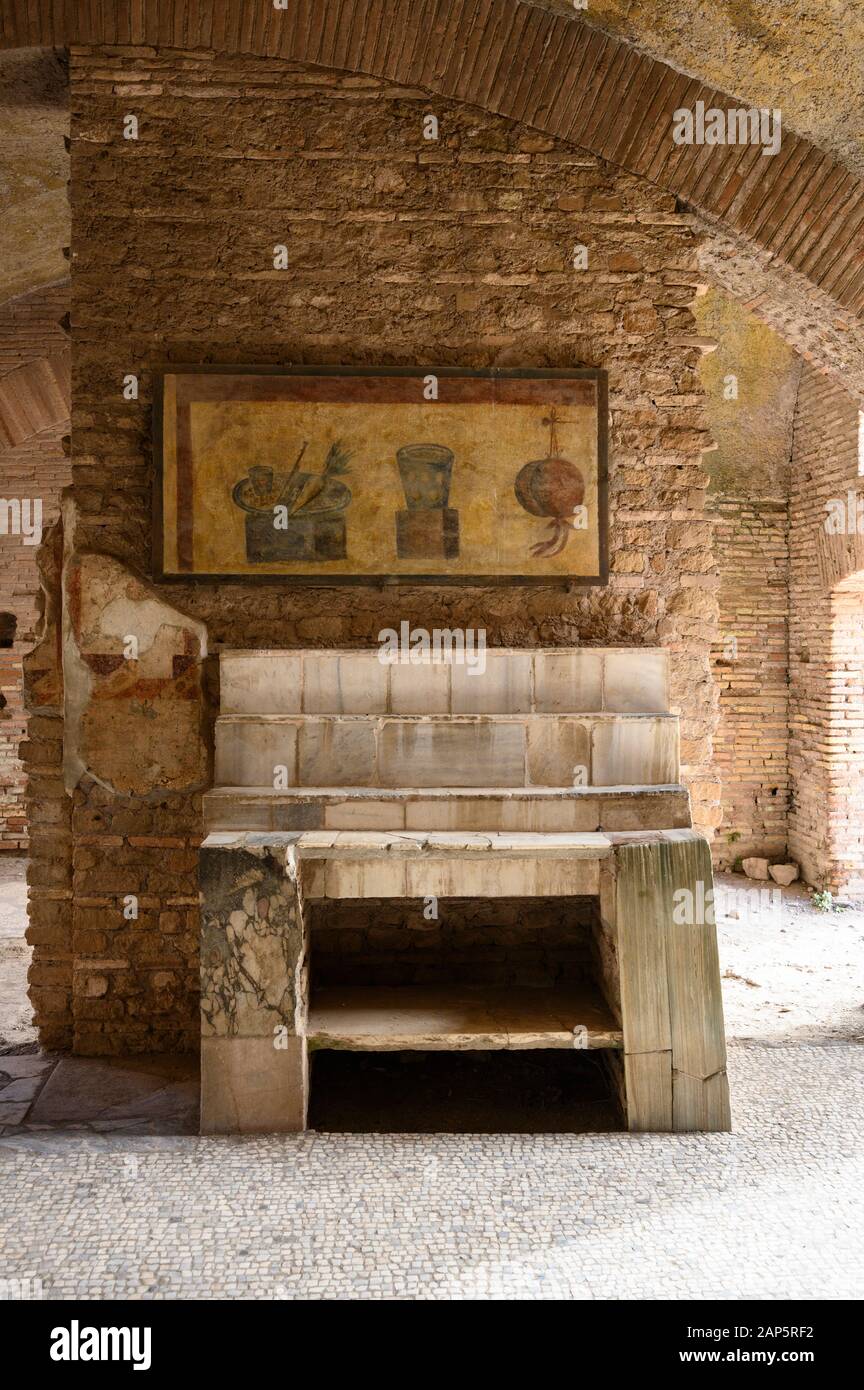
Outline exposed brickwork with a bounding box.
[694,289,799,867]
[31,45,720,1054]
[827,585,864,895]
[788,364,863,892]
[3,1,864,315]
[25,722,73,1050]
[0,282,71,851]
[69,779,202,1055]
[709,497,790,869]
[0,46,69,306]
[706,361,864,891]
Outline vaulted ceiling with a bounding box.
[1,0,863,394]
[529,1,864,180]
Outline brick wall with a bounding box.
[788,364,863,892]
[28,45,721,1053]
[0,281,70,851]
[709,497,790,869]
[828,585,864,893]
[693,289,800,871]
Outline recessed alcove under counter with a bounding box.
[306,894,622,1054]
[199,649,730,1136]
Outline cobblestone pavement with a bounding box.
[1,1042,862,1300]
[2,857,862,1299]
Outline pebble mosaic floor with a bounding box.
[1,1042,861,1300]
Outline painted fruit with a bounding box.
[514,456,584,518]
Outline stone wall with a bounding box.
[827,584,864,895]
[709,497,790,868]
[28,43,721,1053]
[0,281,71,851]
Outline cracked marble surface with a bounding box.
[199,846,305,1038]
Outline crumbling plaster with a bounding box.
[694,286,801,497]
[61,531,209,797]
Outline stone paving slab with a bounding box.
[25,1055,198,1132]
[0,861,34,1051]
[0,1043,861,1300]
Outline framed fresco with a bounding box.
[153,367,608,585]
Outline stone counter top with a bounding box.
[202,829,616,860]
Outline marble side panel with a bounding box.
[599,789,691,831]
[389,661,450,714]
[450,651,532,714]
[403,795,600,832]
[402,856,599,897]
[323,799,407,829]
[200,845,307,1038]
[200,1036,307,1134]
[302,653,388,714]
[220,653,302,715]
[526,718,591,786]
[603,649,669,714]
[377,720,525,787]
[215,720,298,787]
[591,718,679,786]
[533,650,603,712]
[298,719,377,785]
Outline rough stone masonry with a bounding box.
[24,46,719,1054]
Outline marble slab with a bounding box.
[199,844,306,1039]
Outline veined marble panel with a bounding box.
[199,845,306,1039]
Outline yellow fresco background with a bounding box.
[165,396,600,576]
[161,374,178,573]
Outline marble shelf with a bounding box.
[307,983,623,1052]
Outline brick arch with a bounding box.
[3,0,864,320]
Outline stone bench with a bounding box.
[199,649,731,1135]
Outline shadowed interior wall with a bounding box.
[27,44,721,1053]
[0,281,70,851]
[310,896,599,987]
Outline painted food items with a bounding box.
[514,409,586,556]
[232,440,353,562]
[394,443,460,560]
